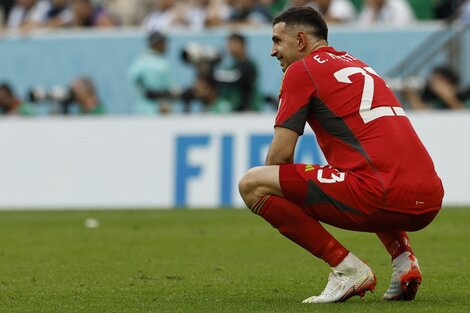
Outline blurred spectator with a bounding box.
[142,0,230,31]
[171,0,211,31]
[460,0,470,23]
[6,0,49,30]
[358,0,416,26]
[129,31,175,115]
[2,0,72,30]
[70,0,117,28]
[141,0,178,32]
[27,76,105,115]
[41,0,73,28]
[433,0,463,20]
[70,76,105,114]
[0,0,15,26]
[213,33,260,111]
[105,0,153,26]
[265,0,288,18]
[191,73,233,113]
[404,66,470,110]
[227,0,272,26]
[288,0,356,23]
[286,0,315,9]
[313,0,356,23]
[205,0,232,27]
[0,82,35,115]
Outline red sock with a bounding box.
[251,195,349,267]
[376,231,413,260]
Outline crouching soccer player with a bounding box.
[239,7,444,303]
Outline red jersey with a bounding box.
[275,47,443,214]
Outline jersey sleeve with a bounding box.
[275,60,317,135]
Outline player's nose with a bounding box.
[271,46,278,57]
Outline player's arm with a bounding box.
[265,126,299,165]
[269,61,316,165]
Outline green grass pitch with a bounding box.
[0,207,469,312]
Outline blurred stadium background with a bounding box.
[1,0,469,209]
[1,1,470,311]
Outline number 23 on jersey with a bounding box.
[334,67,406,124]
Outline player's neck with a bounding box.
[309,40,328,55]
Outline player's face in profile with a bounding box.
[271,22,301,72]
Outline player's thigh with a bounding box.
[280,164,441,232]
[279,163,375,230]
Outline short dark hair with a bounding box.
[147,31,166,45]
[76,77,96,94]
[432,66,460,85]
[228,33,245,45]
[273,6,328,41]
[0,82,14,97]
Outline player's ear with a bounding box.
[297,32,307,52]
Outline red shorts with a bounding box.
[279,164,439,232]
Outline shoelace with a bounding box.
[319,272,349,296]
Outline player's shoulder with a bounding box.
[282,59,313,88]
[285,58,308,74]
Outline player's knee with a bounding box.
[238,167,263,208]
